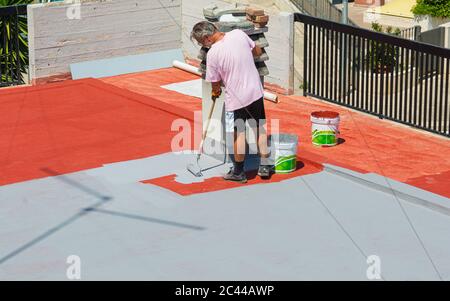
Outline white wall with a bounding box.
[439,22,450,49]
[28,0,181,83]
[181,0,295,94]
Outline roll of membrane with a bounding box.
[173,60,202,76]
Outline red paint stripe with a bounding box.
[142,157,324,196]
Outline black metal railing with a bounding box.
[295,13,450,137]
[400,25,421,41]
[291,0,357,27]
[0,4,28,87]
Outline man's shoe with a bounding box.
[257,165,272,179]
[223,168,248,184]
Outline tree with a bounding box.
[412,0,450,18]
[0,0,34,85]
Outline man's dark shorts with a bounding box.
[233,97,266,132]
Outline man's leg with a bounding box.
[233,125,246,174]
[247,97,272,178]
[257,120,272,178]
[223,114,247,183]
[257,121,270,163]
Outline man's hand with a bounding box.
[212,81,222,100]
[212,89,222,100]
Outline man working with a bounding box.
[190,21,272,183]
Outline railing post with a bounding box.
[342,0,348,25]
[414,26,422,41]
[304,23,308,96]
[341,1,348,100]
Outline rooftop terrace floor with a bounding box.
[0,68,449,280]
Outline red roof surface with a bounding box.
[0,78,194,186]
[1,68,449,198]
[102,68,450,198]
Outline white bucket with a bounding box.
[271,134,298,174]
[310,111,340,147]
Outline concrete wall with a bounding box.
[181,0,295,94]
[438,22,450,49]
[414,15,450,32]
[28,0,181,84]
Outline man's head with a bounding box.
[190,21,219,48]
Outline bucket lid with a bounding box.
[311,111,340,119]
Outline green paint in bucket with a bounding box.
[311,111,340,147]
[271,134,298,174]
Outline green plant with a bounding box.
[366,23,401,74]
[0,0,34,84]
[412,0,450,18]
[299,81,309,90]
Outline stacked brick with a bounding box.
[199,5,270,80]
[246,7,269,28]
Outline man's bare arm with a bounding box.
[252,45,263,58]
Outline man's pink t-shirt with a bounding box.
[205,29,264,112]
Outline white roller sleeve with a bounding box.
[173,60,202,76]
[173,60,279,103]
[263,91,278,103]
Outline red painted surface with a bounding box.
[0,78,195,186]
[102,68,450,198]
[1,68,449,199]
[267,95,450,198]
[101,68,202,113]
[143,157,323,196]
